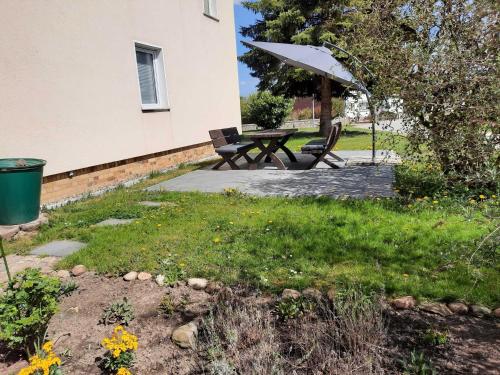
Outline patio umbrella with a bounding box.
[243,41,377,162]
[243,41,367,93]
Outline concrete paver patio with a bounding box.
[148,151,396,198]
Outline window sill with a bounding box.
[203,13,220,22]
[141,107,171,113]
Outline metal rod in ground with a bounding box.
[0,238,12,284]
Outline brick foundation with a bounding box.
[41,142,215,204]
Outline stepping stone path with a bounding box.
[95,218,135,227]
[0,255,59,284]
[31,240,87,257]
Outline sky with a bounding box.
[234,1,260,97]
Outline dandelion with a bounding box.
[213,237,221,244]
[432,200,439,204]
[492,195,497,199]
[268,220,273,224]
[157,224,162,228]
[479,194,486,200]
[117,368,133,375]
[229,221,234,225]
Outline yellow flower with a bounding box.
[102,326,138,359]
[229,221,234,225]
[117,368,133,375]
[157,224,162,228]
[432,200,438,204]
[212,237,221,244]
[268,220,273,224]
[479,194,486,200]
[492,195,497,199]
[42,341,53,353]
[18,341,62,375]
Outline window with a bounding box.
[135,43,168,110]
[204,0,218,20]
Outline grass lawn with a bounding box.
[243,125,402,153]
[5,166,498,306]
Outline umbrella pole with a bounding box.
[368,96,377,164]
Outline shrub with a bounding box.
[100,298,135,326]
[0,268,61,354]
[297,108,313,120]
[158,295,175,318]
[422,328,448,346]
[246,91,293,130]
[331,97,345,117]
[400,350,436,375]
[275,296,316,321]
[100,326,138,374]
[59,280,78,298]
[240,96,252,124]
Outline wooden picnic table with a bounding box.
[247,129,298,170]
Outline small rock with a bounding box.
[282,288,301,299]
[57,270,71,279]
[448,302,468,315]
[123,271,138,281]
[470,305,491,317]
[67,306,79,314]
[493,308,500,318]
[302,288,322,300]
[71,265,87,277]
[156,274,165,286]
[0,225,20,240]
[327,287,336,302]
[39,213,50,225]
[205,281,223,294]
[188,278,208,290]
[20,218,42,232]
[172,322,198,349]
[419,302,452,316]
[137,272,152,281]
[391,296,417,310]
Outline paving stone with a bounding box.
[138,201,163,207]
[95,218,135,227]
[31,240,87,257]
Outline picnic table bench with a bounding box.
[301,122,344,169]
[209,127,256,170]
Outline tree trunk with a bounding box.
[320,77,332,137]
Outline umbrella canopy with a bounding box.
[243,41,368,94]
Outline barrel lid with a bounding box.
[0,158,47,172]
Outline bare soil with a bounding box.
[1,274,499,374]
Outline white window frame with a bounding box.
[134,42,169,111]
[203,0,218,21]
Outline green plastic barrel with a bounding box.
[0,158,46,225]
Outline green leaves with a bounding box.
[0,268,61,353]
[246,91,293,129]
